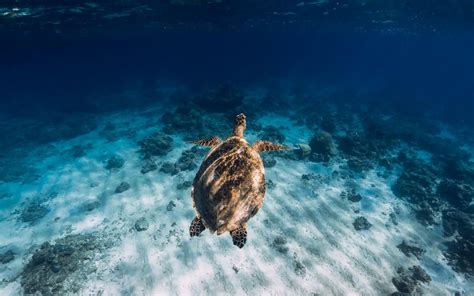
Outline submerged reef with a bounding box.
[309,131,336,162]
[353,216,372,231]
[138,132,173,159]
[20,233,118,295]
[160,147,206,176]
[20,202,50,224]
[0,250,15,264]
[1,83,474,295]
[392,265,431,294]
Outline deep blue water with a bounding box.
[1,30,473,124]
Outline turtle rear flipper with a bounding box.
[190,216,206,237]
[189,136,221,147]
[252,141,287,153]
[230,225,247,248]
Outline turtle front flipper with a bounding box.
[252,141,287,153]
[190,216,206,237]
[230,225,247,248]
[189,136,222,147]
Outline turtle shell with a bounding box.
[192,136,265,234]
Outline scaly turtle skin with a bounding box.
[189,113,286,248]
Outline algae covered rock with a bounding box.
[141,159,158,174]
[309,131,335,161]
[115,182,130,193]
[391,265,431,294]
[20,202,50,224]
[20,232,118,295]
[138,132,173,159]
[105,155,125,170]
[177,180,192,190]
[396,241,425,259]
[353,216,372,231]
[135,217,149,231]
[0,250,15,264]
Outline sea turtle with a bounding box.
[189,113,286,248]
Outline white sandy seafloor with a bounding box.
[0,106,473,296]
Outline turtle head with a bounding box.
[233,113,246,137]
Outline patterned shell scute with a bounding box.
[192,136,265,234]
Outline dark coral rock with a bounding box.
[353,216,372,231]
[262,154,277,168]
[162,147,206,175]
[302,173,318,181]
[175,149,198,171]
[105,155,125,170]
[409,265,431,283]
[392,265,431,294]
[272,236,288,254]
[414,204,437,226]
[266,179,276,190]
[441,157,474,182]
[177,181,192,190]
[437,180,473,210]
[115,182,130,194]
[0,250,15,264]
[392,275,417,293]
[396,241,425,259]
[160,162,179,175]
[442,209,474,238]
[81,201,100,212]
[135,217,149,231]
[337,132,371,158]
[336,129,393,172]
[392,161,440,226]
[294,259,306,276]
[346,157,374,172]
[138,132,173,159]
[160,147,205,175]
[346,191,362,203]
[141,159,158,174]
[167,201,176,211]
[20,203,50,224]
[309,131,335,161]
[258,125,286,144]
[444,232,474,276]
[392,170,435,203]
[192,83,244,113]
[20,233,117,295]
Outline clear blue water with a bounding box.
[0,2,473,295]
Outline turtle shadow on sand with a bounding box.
[188,113,287,248]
